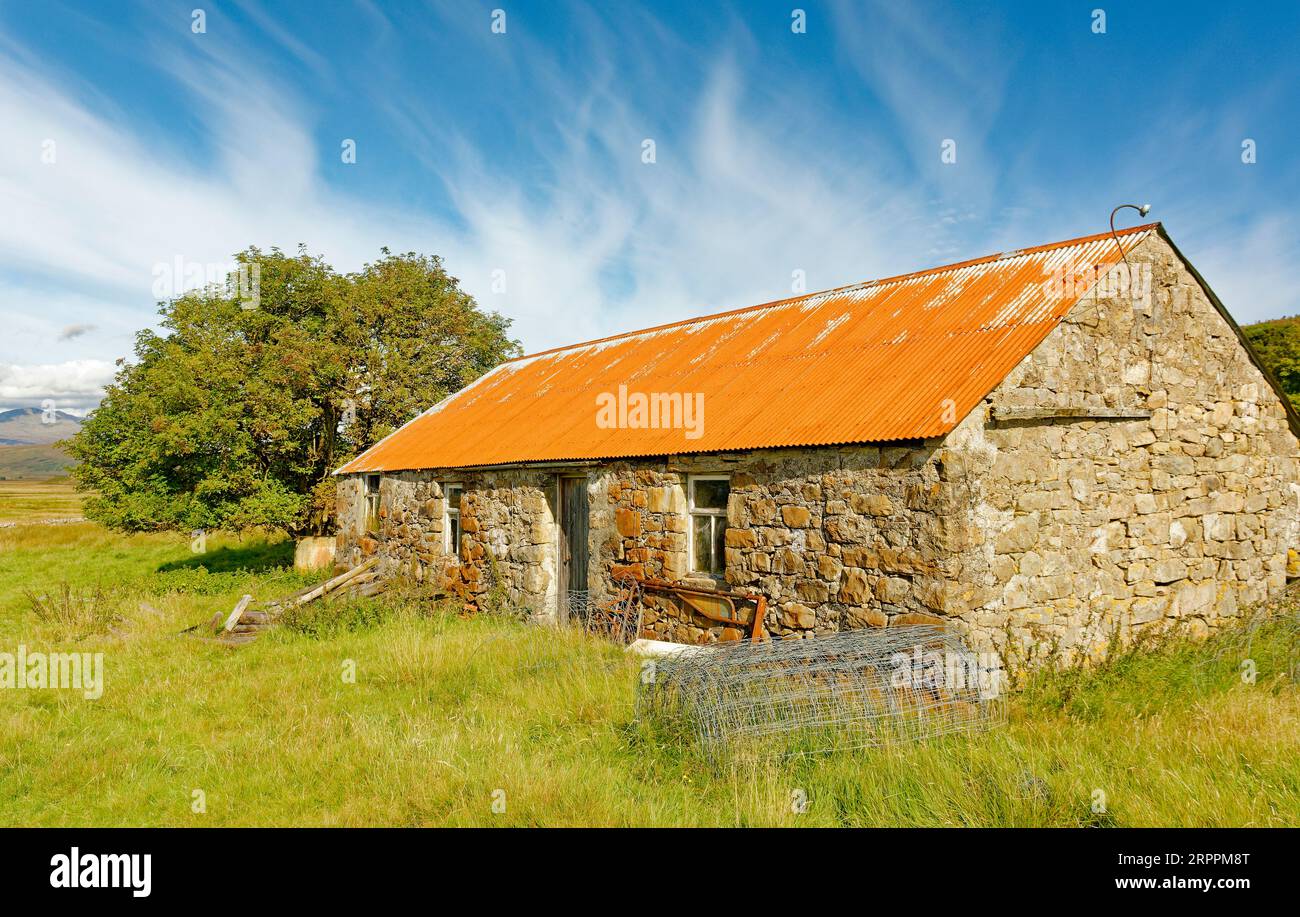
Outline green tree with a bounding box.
[69,247,519,536]
[1242,316,1300,414]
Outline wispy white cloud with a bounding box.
[0,2,949,414]
[391,8,946,347]
[1,0,1296,419]
[0,30,420,410]
[1194,214,1300,324]
[0,359,115,414]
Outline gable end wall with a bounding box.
[943,232,1300,663]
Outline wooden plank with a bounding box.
[351,580,388,598]
[290,557,379,607]
[223,595,254,632]
[990,406,1152,422]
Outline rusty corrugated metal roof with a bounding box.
[337,224,1158,473]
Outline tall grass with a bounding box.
[24,582,121,640]
[0,519,1296,826]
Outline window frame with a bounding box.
[443,483,463,558]
[687,474,730,576]
[363,474,381,534]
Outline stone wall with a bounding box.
[336,474,366,561]
[336,468,560,617]
[338,448,965,642]
[945,233,1300,663]
[590,450,962,642]
[336,232,1300,661]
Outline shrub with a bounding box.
[278,595,391,639]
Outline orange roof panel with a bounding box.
[338,224,1158,473]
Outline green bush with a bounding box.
[278,595,391,638]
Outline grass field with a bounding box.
[0,502,1297,826]
[0,479,84,524]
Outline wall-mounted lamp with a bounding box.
[1111,203,1153,287]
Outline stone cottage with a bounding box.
[335,224,1300,662]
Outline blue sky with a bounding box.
[2,0,1299,412]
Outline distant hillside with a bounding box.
[0,443,75,479]
[1242,316,1300,413]
[0,407,83,445]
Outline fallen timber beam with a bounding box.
[181,557,386,644]
[222,594,254,632]
[990,406,1152,423]
[269,557,380,609]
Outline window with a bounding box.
[444,484,463,557]
[688,475,730,575]
[364,474,381,533]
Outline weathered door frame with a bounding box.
[557,474,590,623]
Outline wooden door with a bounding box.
[560,476,589,620]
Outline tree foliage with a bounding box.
[1242,315,1300,414]
[69,247,519,536]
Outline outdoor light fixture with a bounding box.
[1110,202,1153,285]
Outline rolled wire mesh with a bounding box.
[637,625,1004,758]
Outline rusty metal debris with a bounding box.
[637,576,767,641]
[568,573,768,646]
[566,578,643,645]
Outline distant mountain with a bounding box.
[0,407,83,445]
[0,443,75,479]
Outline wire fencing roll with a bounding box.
[636,625,1004,758]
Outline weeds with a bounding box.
[279,595,392,638]
[477,553,529,621]
[278,583,457,639]
[1020,609,1299,721]
[24,582,121,640]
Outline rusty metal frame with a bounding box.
[627,574,768,642]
